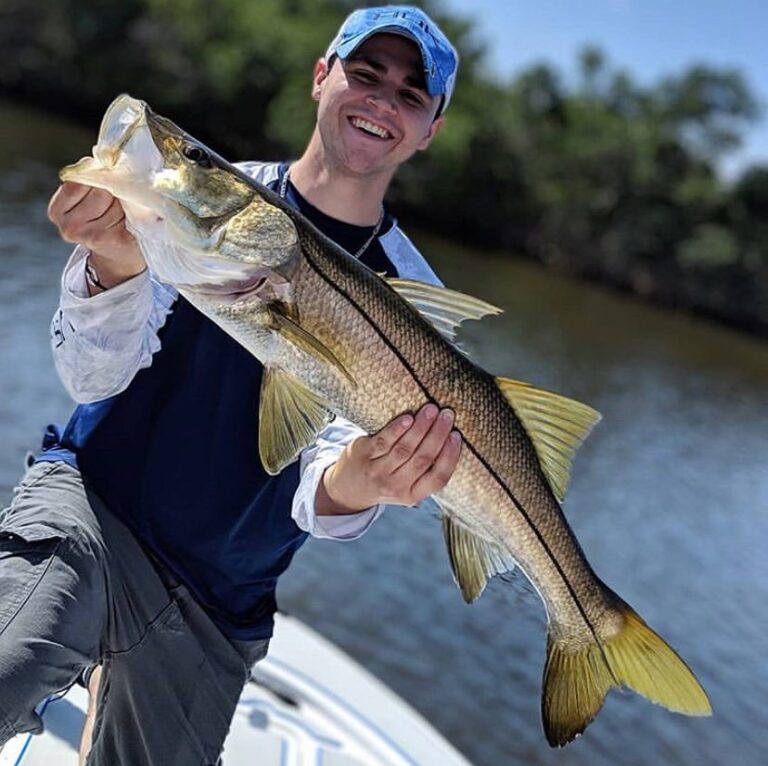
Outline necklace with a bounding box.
[279,166,385,260]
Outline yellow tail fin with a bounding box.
[542,604,711,747]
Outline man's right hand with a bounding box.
[48,180,146,291]
[317,404,462,515]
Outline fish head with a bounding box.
[141,104,301,286]
[142,106,254,221]
[60,95,299,293]
[61,94,253,236]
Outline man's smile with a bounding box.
[348,116,393,140]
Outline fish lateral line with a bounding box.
[298,240,612,669]
[461,436,618,683]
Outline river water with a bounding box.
[1,100,766,766]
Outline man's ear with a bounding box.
[312,58,330,101]
[417,115,445,151]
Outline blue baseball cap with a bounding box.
[325,5,459,115]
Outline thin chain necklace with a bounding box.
[279,166,385,260]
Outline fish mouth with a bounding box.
[95,94,148,167]
[59,94,169,197]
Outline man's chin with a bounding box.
[339,152,394,178]
[340,141,415,176]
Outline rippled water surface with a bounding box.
[1,100,767,766]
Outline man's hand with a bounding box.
[316,404,462,515]
[48,180,146,290]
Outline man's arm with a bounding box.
[48,182,175,402]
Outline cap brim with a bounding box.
[332,26,444,98]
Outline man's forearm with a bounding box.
[52,246,176,402]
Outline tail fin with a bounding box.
[542,604,711,747]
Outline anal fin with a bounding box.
[442,513,516,603]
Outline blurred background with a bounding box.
[0,1,766,764]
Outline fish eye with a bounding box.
[181,143,212,167]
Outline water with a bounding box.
[1,100,767,766]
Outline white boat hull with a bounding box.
[0,613,472,766]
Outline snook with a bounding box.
[61,95,711,746]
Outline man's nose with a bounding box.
[365,90,397,114]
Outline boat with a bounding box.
[0,612,473,765]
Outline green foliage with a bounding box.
[676,224,740,268]
[0,0,765,333]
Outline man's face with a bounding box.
[312,33,445,177]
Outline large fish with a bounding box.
[60,95,711,746]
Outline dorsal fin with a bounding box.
[496,378,601,502]
[386,277,502,342]
[442,513,516,603]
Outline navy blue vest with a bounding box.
[41,165,398,639]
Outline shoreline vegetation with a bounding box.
[2,0,766,337]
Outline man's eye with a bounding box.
[353,70,377,83]
[401,91,424,107]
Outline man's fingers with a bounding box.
[77,199,130,247]
[366,412,415,459]
[409,430,462,501]
[97,197,127,231]
[56,190,123,244]
[376,403,439,470]
[398,409,455,474]
[392,410,454,488]
[105,206,127,231]
[74,187,114,223]
[52,185,113,226]
[328,405,462,510]
[48,181,90,221]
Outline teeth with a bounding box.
[351,118,390,139]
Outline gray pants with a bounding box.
[0,461,268,765]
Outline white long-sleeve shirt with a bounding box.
[51,161,442,541]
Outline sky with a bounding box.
[441,0,768,177]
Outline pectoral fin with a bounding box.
[386,277,502,342]
[442,513,517,603]
[259,366,332,475]
[496,378,601,502]
[269,305,355,384]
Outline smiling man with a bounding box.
[0,6,460,766]
[293,22,451,216]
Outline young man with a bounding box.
[0,6,460,764]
